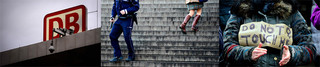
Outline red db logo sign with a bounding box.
[44,5,87,41]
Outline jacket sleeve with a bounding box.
[287,11,316,65]
[223,14,255,65]
[111,0,117,18]
[125,0,139,13]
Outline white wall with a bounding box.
[0,0,101,52]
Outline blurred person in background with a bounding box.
[310,0,320,66]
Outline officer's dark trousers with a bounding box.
[109,18,134,58]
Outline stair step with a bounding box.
[101,54,218,62]
[101,22,218,26]
[101,4,217,9]
[101,35,217,42]
[101,41,218,47]
[101,32,217,37]
[101,17,218,22]
[103,45,218,50]
[101,26,218,32]
[103,45,217,49]
[101,52,218,56]
[102,8,217,13]
[101,49,218,55]
[102,48,219,56]
[101,60,218,67]
[101,51,218,56]
[101,0,218,4]
[101,21,218,26]
[101,13,217,18]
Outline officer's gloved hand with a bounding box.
[252,43,268,61]
[120,10,126,15]
[110,18,115,22]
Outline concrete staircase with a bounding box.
[101,0,219,67]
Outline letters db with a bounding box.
[44,5,87,41]
[238,22,292,50]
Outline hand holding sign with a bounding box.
[239,22,292,50]
[251,43,267,61]
[279,45,290,66]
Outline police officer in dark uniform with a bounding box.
[109,0,139,62]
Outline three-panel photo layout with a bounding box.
[0,0,320,67]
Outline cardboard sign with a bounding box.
[238,21,292,49]
[44,5,87,41]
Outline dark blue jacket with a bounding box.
[111,0,139,18]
